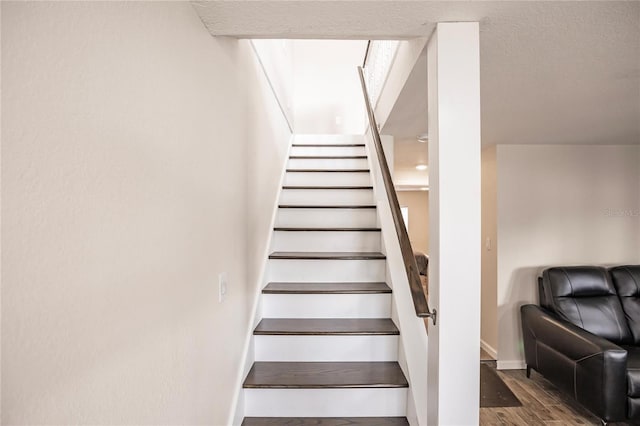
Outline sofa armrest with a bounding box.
[521,304,627,421]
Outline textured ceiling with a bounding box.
[192,1,443,39]
[192,1,640,146]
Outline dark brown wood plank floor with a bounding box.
[243,362,408,389]
[269,252,386,260]
[242,417,408,426]
[254,318,399,335]
[262,282,390,294]
[480,369,638,425]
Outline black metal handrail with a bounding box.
[357,66,437,325]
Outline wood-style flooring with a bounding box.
[254,318,399,335]
[243,362,408,389]
[243,418,409,426]
[480,368,637,425]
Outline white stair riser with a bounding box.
[254,335,399,362]
[288,158,369,169]
[244,388,407,417]
[295,135,364,145]
[275,209,377,228]
[262,294,391,318]
[280,189,373,205]
[290,146,366,156]
[284,172,371,186]
[268,259,386,282]
[271,231,381,252]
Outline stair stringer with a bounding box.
[228,135,294,426]
[365,129,429,426]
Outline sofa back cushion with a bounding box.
[610,265,640,344]
[542,266,632,344]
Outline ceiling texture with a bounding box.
[192,1,640,146]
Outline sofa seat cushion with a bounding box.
[624,346,640,397]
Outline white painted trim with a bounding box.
[245,388,408,417]
[227,135,294,426]
[255,335,399,362]
[249,40,294,133]
[480,339,498,360]
[497,360,526,370]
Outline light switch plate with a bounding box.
[218,273,228,303]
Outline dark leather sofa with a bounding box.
[521,265,640,424]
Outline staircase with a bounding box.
[241,135,410,425]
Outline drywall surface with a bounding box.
[365,131,429,426]
[1,2,288,424]
[426,23,481,425]
[244,39,293,307]
[235,39,293,424]
[250,39,294,129]
[481,146,498,357]
[496,145,640,369]
[292,40,367,134]
[397,191,429,254]
[374,37,428,130]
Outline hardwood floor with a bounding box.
[268,251,385,260]
[254,318,399,335]
[243,417,408,425]
[262,282,391,294]
[480,368,637,425]
[243,362,408,389]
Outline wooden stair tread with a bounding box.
[282,186,373,190]
[289,156,367,159]
[274,227,381,232]
[254,319,399,335]
[269,252,386,260]
[263,282,391,294]
[242,417,409,426]
[286,169,370,173]
[291,144,366,147]
[243,362,408,388]
[278,205,376,209]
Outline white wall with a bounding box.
[397,191,429,254]
[235,39,293,425]
[364,130,429,426]
[245,43,293,315]
[481,146,498,358]
[250,40,294,129]
[496,144,640,369]
[374,38,428,130]
[292,40,367,134]
[426,23,481,426]
[1,2,291,424]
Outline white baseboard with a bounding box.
[497,359,526,370]
[480,339,497,360]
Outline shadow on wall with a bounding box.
[498,266,543,366]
